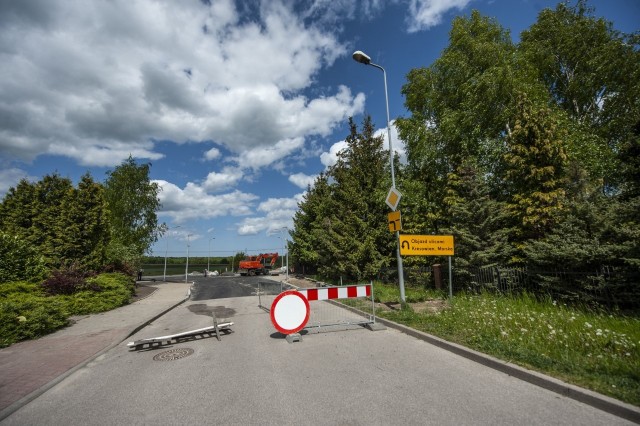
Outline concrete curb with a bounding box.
[0,290,190,422]
[373,315,640,423]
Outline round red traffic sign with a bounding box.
[270,290,310,335]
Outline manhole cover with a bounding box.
[153,348,194,361]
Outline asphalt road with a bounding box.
[189,274,283,301]
[2,277,634,425]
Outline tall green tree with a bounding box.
[0,179,37,240]
[289,173,332,271]
[57,174,110,270]
[441,162,515,276]
[396,10,538,273]
[519,0,640,191]
[31,174,74,267]
[503,94,569,242]
[321,116,393,280]
[104,156,164,261]
[290,116,393,281]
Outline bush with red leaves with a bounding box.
[41,263,98,296]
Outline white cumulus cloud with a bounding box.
[407,0,474,32]
[154,179,258,223]
[0,0,364,170]
[289,173,318,189]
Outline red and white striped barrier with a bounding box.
[298,284,371,301]
[269,283,375,336]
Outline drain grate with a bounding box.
[153,348,194,361]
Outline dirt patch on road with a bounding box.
[285,276,317,288]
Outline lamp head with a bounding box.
[352,50,371,65]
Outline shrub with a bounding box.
[0,273,135,347]
[0,282,68,347]
[60,273,135,315]
[41,263,98,295]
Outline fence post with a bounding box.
[494,265,501,291]
[433,264,442,289]
[371,280,376,324]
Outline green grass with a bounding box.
[374,284,640,406]
[0,273,135,347]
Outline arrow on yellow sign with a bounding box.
[388,211,401,232]
[399,235,454,256]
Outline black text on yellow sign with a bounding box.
[388,211,401,232]
[399,235,454,256]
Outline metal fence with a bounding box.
[258,280,376,333]
[466,264,640,308]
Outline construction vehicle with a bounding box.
[237,253,279,276]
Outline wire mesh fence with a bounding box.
[466,264,640,308]
[258,281,376,333]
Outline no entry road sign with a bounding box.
[270,290,310,335]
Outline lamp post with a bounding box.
[163,225,181,281]
[207,236,215,276]
[185,233,193,284]
[280,226,290,281]
[352,49,406,304]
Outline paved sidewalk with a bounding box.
[0,281,191,420]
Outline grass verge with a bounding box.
[373,284,640,406]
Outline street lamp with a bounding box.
[353,49,406,304]
[280,226,290,281]
[163,225,181,281]
[207,236,215,276]
[185,233,193,284]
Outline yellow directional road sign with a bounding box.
[388,211,401,232]
[399,235,454,256]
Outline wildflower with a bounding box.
[520,328,528,333]
[501,331,508,337]
[568,316,576,322]
[584,322,593,328]
[596,329,603,336]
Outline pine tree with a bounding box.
[58,174,110,270]
[31,174,74,267]
[504,95,569,242]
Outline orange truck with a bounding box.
[237,253,279,276]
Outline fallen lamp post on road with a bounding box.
[127,317,234,350]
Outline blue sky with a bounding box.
[1,0,638,260]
